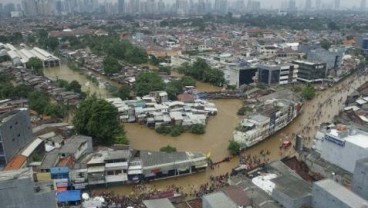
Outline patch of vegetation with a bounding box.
[160,145,177,153]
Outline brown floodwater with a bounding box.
[43,65,110,98]
[51,64,367,195]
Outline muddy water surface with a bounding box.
[44,65,110,98]
[51,65,368,195]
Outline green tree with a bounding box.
[67,80,82,93]
[103,56,121,76]
[28,91,49,114]
[46,37,59,51]
[302,84,316,100]
[44,103,67,119]
[158,66,171,75]
[26,57,44,75]
[237,106,252,116]
[135,71,165,96]
[180,76,196,86]
[72,96,127,145]
[320,39,332,50]
[178,59,225,87]
[115,85,130,100]
[160,145,177,153]
[191,124,206,134]
[228,140,241,155]
[56,79,69,88]
[170,125,184,137]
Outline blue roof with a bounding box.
[57,190,81,202]
[50,167,69,174]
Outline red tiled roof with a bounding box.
[4,155,27,171]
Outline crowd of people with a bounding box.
[89,172,230,207]
[239,149,271,170]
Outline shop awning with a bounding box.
[57,190,81,202]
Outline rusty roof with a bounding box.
[4,155,27,171]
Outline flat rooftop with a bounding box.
[314,179,368,207]
[0,167,32,182]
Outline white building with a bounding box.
[321,128,368,173]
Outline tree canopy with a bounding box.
[228,140,241,155]
[302,84,316,100]
[26,57,44,75]
[72,96,128,145]
[135,71,165,96]
[103,56,121,76]
[178,58,225,87]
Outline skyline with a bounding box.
[1,0,366,9]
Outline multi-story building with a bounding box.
[0,109,33,167]
[104,150,130,184]
[362,34,368,55]
[352,157,368,200]
[233,95,303,148]
[118,0,125,13]
[320,128,368,173]
[312,179,368,208]
[293,60,327,82]
[307,47,345,70]
[257,64,298,85]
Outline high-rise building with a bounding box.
[315,0,321,10]
[0,110,33,167]
[334,0,340,10]
[214,0,227,15]
[288,0,297,11]
[0,3,3,15]
[22,0,38,16]
[361,0,367,10]
[305,0,312,10]
[157,0,165,14]
[118,0,125,13]
[176,0,189,16]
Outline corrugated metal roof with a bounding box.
[3,155,27,171]
[21,138,43,157]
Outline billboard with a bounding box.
[324,134,345,147]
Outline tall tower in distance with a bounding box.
[305,0,312,10]
[118,0,125,14]
[361,0,367,11]
[334,0,340,10]
[315,0,321,10]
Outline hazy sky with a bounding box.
[1,0,364,9]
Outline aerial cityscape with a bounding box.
[0,0,368,207]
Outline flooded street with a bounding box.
[43,65,110,98]
[101,72,368,196]
[50,64,368,195]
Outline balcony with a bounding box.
[105,162,128,170]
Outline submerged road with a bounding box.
[61,65,362,197]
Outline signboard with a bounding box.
[324,134,345,147]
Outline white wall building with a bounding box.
[321,128,368,173]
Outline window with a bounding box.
[0,156,5,167]
[17,134,20,137]
[9,125,12,129]
[0,143,3,155]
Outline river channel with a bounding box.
[44,65,368,195]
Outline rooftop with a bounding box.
[143,198,175,208]
[202,192,237,208]
[314,179,368,207]
[0,167,33,182]
[3,155,27,171]
[59,135,91,154]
